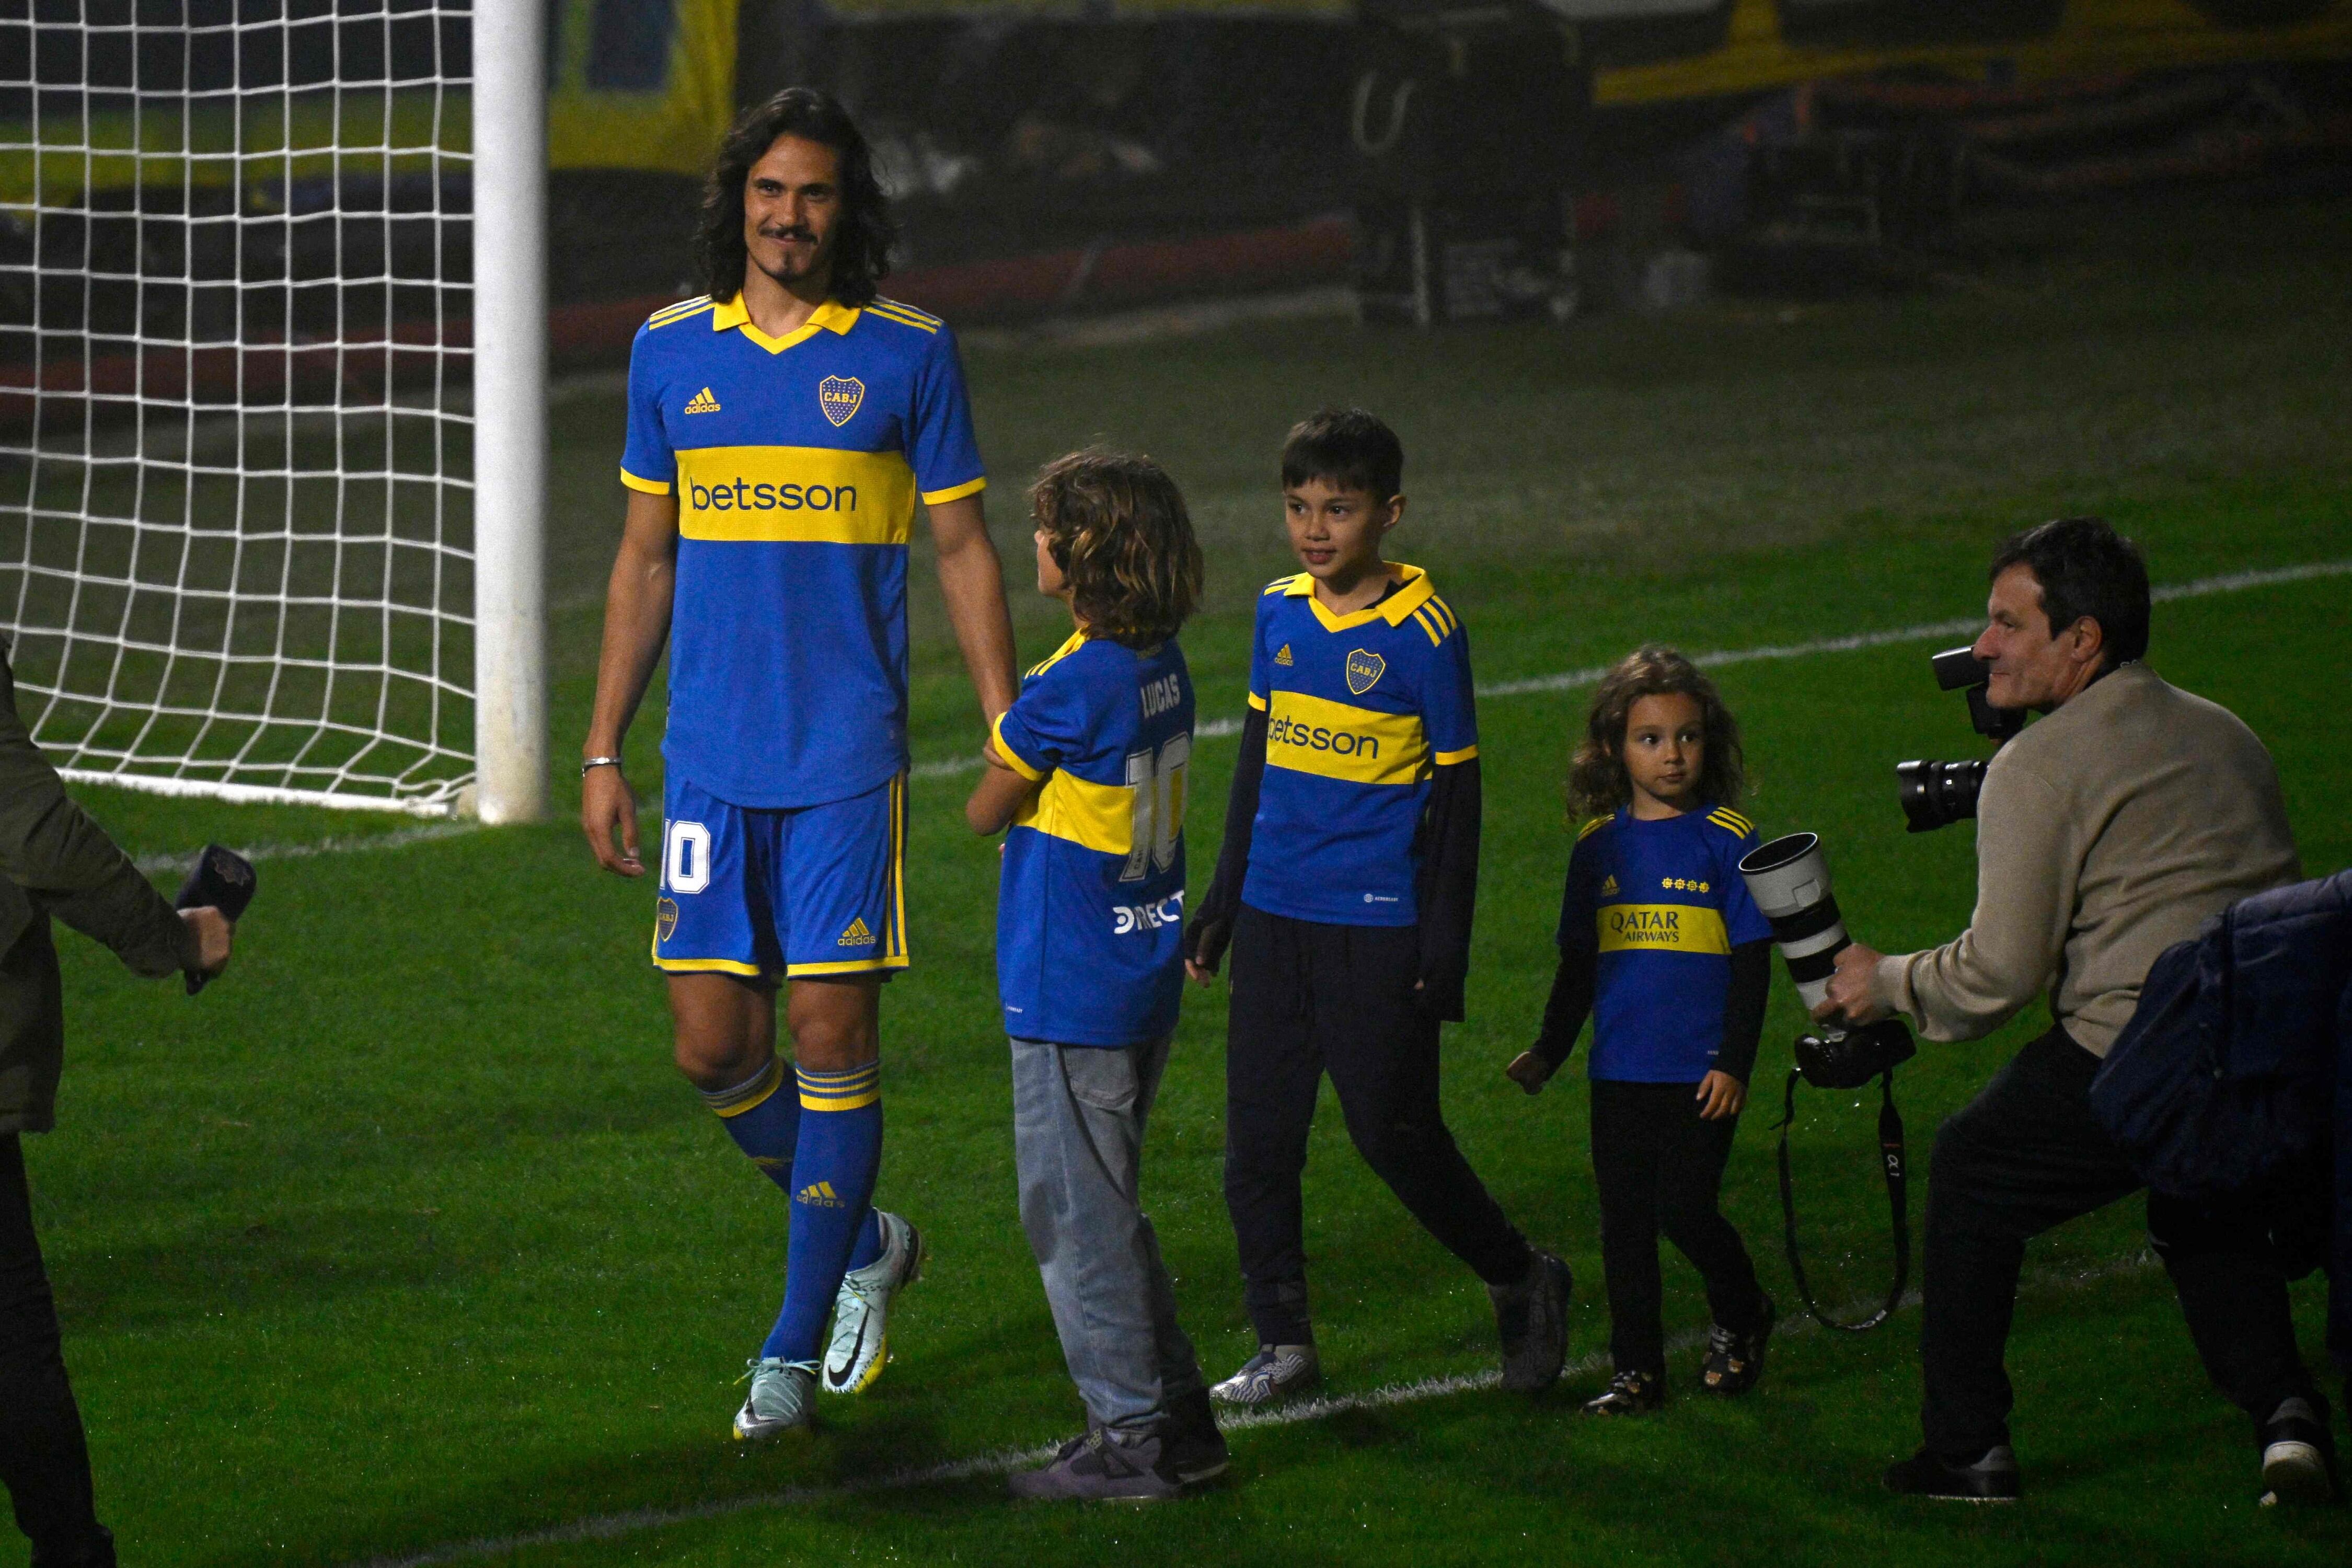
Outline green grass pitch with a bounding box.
[19,194,2352,1567]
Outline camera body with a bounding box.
[1895,645,2022,833]
[1793,1020,1916,1090]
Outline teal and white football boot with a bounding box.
[822,1210,924,1396]
[732,1357,817,1442]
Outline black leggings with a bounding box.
[1223,906,1532,1345]
[1590,1079,1770,1377]
[1,1134,111,1566]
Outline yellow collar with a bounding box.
[1284,562,1436,632]
[710,294,861,354]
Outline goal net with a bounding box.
[0,1,522,816]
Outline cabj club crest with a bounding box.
[818,376,865,428]
[1345,648,1386,696]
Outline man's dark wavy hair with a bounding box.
[1989,516,2151,666]
[695,88,896,308]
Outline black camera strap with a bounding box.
[1774,1066,1909,1332]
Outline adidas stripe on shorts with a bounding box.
[652,771,908,980]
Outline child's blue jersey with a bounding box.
[620,293,986,809]
[1562,805,1773,1082]
[992,631,1193,1047]
[1240,565,1476,927]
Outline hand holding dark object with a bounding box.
[174,844,253,994]
[1184,914,1230,986]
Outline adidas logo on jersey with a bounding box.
[683,387,721,414]
[838,917,875,947]
[797,1180,846,1208]
[1273,643,1294,666]
[1599,874,1619,896]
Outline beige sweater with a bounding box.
[1878,661,2299,1057]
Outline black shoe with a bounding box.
[1581,1368,1664,1416]
[2259,1397,2342,1507]
[1491,1250,1573,1393]
[1883,1445,2022,1502]
[29,1529,116,1568]
[1007,1427,1183,1502]
[1701,1297,1777,1398]
[1159,1387,1230,1486]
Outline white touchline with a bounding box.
[352,1254,2159,1567]
[911,557,2352,780]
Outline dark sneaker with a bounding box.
[1160,1387,1230,1485]
[1883,1445,2022,1502]
[1581,1368,1664,1416]
[1007,1427,1182,1502]
[1491,1251,1573,1393]
[1701,1297,1777,1398]
[2259,1398,2342,1507]
[1209,1343,1321,1408]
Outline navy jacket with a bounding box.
[2089,870,2352,1370]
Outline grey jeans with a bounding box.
[1010,1034,1205,1435]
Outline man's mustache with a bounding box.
[759,225,818,243]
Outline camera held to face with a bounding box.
[1895,646,2024,834]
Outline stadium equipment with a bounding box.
[1737,832,1915,1333]
[731,1356,816,1442]
[1,1,547,820]
[822,1209,923,1395]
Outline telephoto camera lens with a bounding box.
[1736,833,1850,1017]
[1895,758,1988,834]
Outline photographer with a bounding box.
[0,641,233,1568]
[1816,518,2330,1503]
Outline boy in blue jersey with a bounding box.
[1506,646,1778,1414]
[967,449,1226,1500]
[581,90,1020,1442]
[1185,408,1572,1405]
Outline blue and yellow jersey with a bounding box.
[621,292,986,808]
[1238,564,1474,927]
[1562,805,1773,1082]
[991,630,1193,1047]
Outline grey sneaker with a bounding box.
[1883,1444,2022,1501]
[731,1357,817,1442]
[1491,1251,1573,1393]
[823,1211,923,1396]
[1007,1428,1182,1502]
[2259,1397,2341,1506]
[1209,1343,1321,1408]
[1160,1387,1229,1485]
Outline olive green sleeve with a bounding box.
[0,650,192,978]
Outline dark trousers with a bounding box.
[2,1135,112,1567]
[1590,1079,1770,1377]
[1223,905,1532,1345]
[1921,1024,2322,1458]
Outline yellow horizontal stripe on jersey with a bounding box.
[1596,903,1730,955]
[674,446,916,545]
[1247,691,1269,711]
[1578,815,1608,840]
[920,476,987,505]
[1709,808,1754,835]
[620,467,672,495]
[866,302,941,335]
[1434,744,1479,765]
[1264,690,1428,787]
[1011,769,1136,857]
[990,710,1047,782]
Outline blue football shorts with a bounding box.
[652,772,908,981]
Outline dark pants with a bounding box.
[1590,1079,1770,1377]
[1921,1024,2323,1458]
[1223,905,1532,1345]
[2,1134,112,1567]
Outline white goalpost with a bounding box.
[0,0,546,821]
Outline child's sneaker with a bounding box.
[1209,1343,1320,1407]
[1700,1296,1776,1398]
[1582,1368,1664,1416]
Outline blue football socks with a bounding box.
[704,1058,882,1279]
[762,1061,885,1362]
